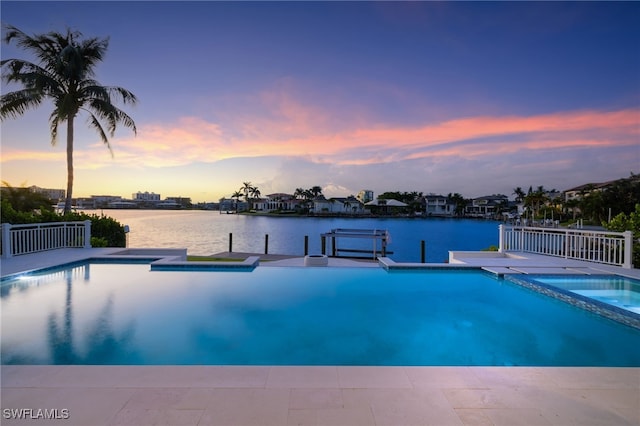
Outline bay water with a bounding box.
[96,210,501,262]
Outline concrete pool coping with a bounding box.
[2,247,639,278]
[1,249,639,425]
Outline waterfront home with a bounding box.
[312,196,366,215]
[465,194,509,218]
[365,198,408,215]
[219,198,247,212]
[252,193,303,212]
[422,194,455,216]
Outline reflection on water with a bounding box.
[2,264,139,364]
[1,264,90,298]
[47,295,138,364]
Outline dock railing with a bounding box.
[499,225,633,269]
[1,221,92,258]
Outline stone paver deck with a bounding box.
[2,366,638,425]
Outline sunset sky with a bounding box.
[1,1,639,203]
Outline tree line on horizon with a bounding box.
[227,174,639,224]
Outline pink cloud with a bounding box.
[69,107,640,169]
[3,103,637,173]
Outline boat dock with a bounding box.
[321,228,392,259]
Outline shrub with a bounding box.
[1,198,126,248]
[603,204,640,268]
[62,212,126,247]
[90,236,109,247]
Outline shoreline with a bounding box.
[91,207,501,220]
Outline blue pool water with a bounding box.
[2,263,639,366]
[522,275,640,315]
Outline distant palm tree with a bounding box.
[239,181,256,209]
[231,190,243,213]
[249,186,261,210]
[512,187,526,203]
[310,186,323,198]
[448,193,467,216]
[1,25,137,214]
[294,188,306,199]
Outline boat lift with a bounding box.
[320,228,391,259]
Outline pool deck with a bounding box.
[1,249,639,425]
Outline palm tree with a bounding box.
[310,186,323,198]
[448,193,467,216]
[239,182,254,209]
[249,186,261,210]
[1,26,137,214]
[512,187,525,203]
[231,190,243,213]
[294,188,306,199]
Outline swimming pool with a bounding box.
[2,263,639,366]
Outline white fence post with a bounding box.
[1,223,13,258]
[498,224,505,253]
[84,220,92,248]
[623,230,633,269]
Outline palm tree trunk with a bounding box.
[64,117,74,215]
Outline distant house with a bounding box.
[365,198,407,215]
[313,196,365,215]
[564,182,613,202]
[166,197,192,208]
[252,193,302,212]
[219,197,246,212]
[90,195,123,208]
[423,194,455,216]
[29,185,65,202]
[465,195,509,218]
[75,197,97,209]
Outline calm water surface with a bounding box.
[3,264,639,366]
[95,210,500,262]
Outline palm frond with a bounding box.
[48,110,62,146]
[85,98,137,136]
[3,25,136,155]
[81,83,138,105]
[86,111,113,156]
[0,88,43,119]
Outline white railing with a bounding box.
[1,221,91,258]
[499,225,633,269]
